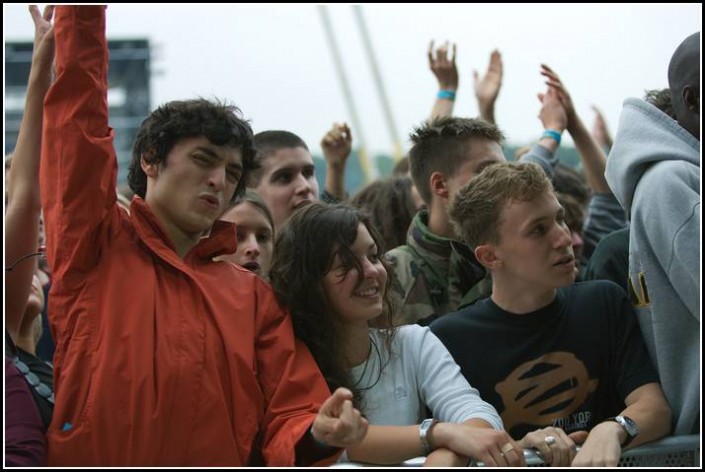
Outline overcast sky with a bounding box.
[4,3,701,161]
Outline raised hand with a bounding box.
[29,5,55,70]
[591,105,613,150]
[321,122,351,201]
[321,122,352,170]
[428,40,458,91]
[474,49,503,122]
[537,86,568,133]
[5,5,56,340]
[540,64,577,129]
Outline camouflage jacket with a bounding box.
[385,210,490,326]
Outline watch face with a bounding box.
[617,415,639,437]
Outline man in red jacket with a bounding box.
[40,5,367,466]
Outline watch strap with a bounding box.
[419,418,438,455]
[605,415,638,447]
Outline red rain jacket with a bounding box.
[40,6,335,466]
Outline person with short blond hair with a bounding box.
[432,161,671,466]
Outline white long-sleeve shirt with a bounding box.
[350,325,502,429]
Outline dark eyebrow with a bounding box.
[194,146,242,171]
[271,167,293,179]
[227,161,243,172]
[193,146,219,159]
[272,164,312,177]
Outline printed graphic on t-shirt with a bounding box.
[496,351,598,433]
[628,271,651,308]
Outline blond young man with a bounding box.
[431,162,671,466]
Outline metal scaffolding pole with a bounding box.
[352,5,404,162]
[318,5,375,182]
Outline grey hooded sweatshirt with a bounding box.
[605,98,700,435]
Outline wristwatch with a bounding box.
[606,415,639,447]
[419,418,439,455]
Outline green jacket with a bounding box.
[385,210,490,325]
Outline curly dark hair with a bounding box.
[269,202,395,409]
[644,88,676,119]
[128,98,256,202]
[348,176,418,251]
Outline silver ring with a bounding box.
[545,435,557,446]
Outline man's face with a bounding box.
[144,136,243,241]
[254,147,319,232]
[491,191,577,291]
[445,138,505,207]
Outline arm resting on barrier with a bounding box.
[471,434,700,467]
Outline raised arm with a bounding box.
[536,86,567,155]
[473,49,503,125]
[321,122,352,202]
[591,105,613,151]
[540,64,612,194]
[5,5,54,338]
[40,5,117,279]
[428,40,458,120]
[519,86,567,178]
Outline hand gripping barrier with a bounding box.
[330,434,700,467]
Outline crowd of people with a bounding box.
[5,5,699,467]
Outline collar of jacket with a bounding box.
[406,209,485,283]
[130,197,237,269]
[407,209,455,258]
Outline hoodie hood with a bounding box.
[605,98,700,215]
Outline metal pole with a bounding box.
[352,5,404,162]
[318,5,374,182]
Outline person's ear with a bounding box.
[140,152,158,178]
[683,86,699,113]
[430,171,449,199]
[475,243,500,270]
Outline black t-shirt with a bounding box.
[582,227,630,294]
[430,280,658,440]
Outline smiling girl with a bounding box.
[269,203,524,467]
